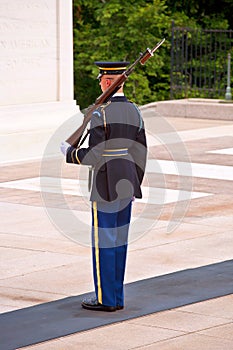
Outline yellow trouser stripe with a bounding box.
[93,201,102,304]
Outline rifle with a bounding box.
[66,38,165,148]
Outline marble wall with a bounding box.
[0,0,58,105]
[0,0,81,163]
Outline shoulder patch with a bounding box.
[92,110,101,118]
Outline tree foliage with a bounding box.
[73,0,233,108]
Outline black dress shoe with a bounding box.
[81,297,117,312]
[116,305,124,310]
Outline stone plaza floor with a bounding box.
[1,110,233,349]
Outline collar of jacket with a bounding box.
[110,96,128,102]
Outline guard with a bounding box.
[61,61,147,311]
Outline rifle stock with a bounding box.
[66,38,165,147]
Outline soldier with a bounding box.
[61,61,147,311]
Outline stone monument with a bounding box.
[0,0,82,163]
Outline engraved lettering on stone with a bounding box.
[0,0,57,104]
[0,20,50,33]
[0,39,50,49]
[0,1,50,12]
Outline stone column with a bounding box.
[0,0,82,163]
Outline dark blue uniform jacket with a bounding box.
[66,96,147,202]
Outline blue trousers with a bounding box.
[91,198,132,307]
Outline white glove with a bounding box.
[60,141,70,155]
